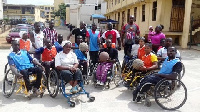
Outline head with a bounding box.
[149,26,153,32]
[62,41,72,54]
[49,20,55,29]
[80,21,85,29]
[167,46,177,59]
[160,38,165,47]
[58,34,63,44]
[106,38,112,48]
[77,36,83,45]
[107,34,113,40]
[11,40,20,52]
[155,25,162,33]
[22,32,28,40]
[129,15,136,24]
[144,43,152,55]
[34,22,41,31]
[45,39,52,49]
[92,23,97,31]
[165,38,173,48]
[135,36,139,44]
[139,37,145,47]
[107,22,113,30]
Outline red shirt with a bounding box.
[42,47,57,61]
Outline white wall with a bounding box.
[65,0,106,27]
[0,0,3,19]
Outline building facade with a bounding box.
[105,0,200,48]
[38,5,55,22]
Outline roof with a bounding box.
[91,14,106,19]
[100,19,119,24]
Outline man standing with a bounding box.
[101,22,121,50]
[67,21,87,43]
[30,22,44,60]
[122,15,140,55]
[87,23,100,66]
[43,20,58,45]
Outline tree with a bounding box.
[54,3,69,20]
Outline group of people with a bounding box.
[7,15,182,104]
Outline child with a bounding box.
[19,32,32,51]
[102,34,116,48]
[148,26,155,43]
[137,37,146,60]
[157,38,165,51]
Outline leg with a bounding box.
[73,69,83,86]
[43,62,50,78]
[20,69,31,91]
[29,67,43,89]
[60,70,73,86]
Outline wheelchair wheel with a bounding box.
[154,79,187,110]
[179,63,185,80]
[2,69,17,98]
[47,69,59,98]
[113,62,122,86]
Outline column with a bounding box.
[181,0,192,48]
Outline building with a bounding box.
[64,0,107,27]
[0,0,6,20]
[38,5,55,22]
[3,4,36,22]
[54,0,64,11]
[105,0,200,48]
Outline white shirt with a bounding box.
[33,31,44,49]
[157,47,181,58]
[55,51,78,67]
[131,44,140,56]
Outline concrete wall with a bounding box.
[191,0,200,20]
[0,0,3,19]
[54,0,64,11]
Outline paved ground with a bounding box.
[0,48,200,112]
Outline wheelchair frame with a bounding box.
[47,69,95,107]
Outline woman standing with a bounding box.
[150,25,165,53]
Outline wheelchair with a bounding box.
[135,76,187,110]
[47,69,95,107]
[2,63,46,99]
[78,60,90,85]
[92,61,122,89]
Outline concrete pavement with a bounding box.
[0,49,200,112]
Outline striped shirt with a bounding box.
[43,28,58,44]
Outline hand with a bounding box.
[118,47,121,51]
[139,66,147,71]
[70,67,77,73]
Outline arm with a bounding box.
[29,31,36,49]
[121,25,126,46]
[67,32,73,40]
[146,62,158,71]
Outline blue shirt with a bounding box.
[8,50,34,71]
[88,29,99,51]
[74,43,87,61]
[54,41,63,53]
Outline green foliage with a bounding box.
[54,3,67,20]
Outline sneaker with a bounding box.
[96,80,101,85]
[100,82,104,86]
[71,86,78,94]
[32,88,41,96]
[136,96,141,102]
[25,91,32,97]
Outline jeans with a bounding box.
[60,69,82,83]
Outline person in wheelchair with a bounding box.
[8,40,44,96]
[96,38,118,85]
[137,37,145,60]
[73,36,88,78]
[55,40,82,94]
[157,38,180,61]
[102,34,116,49]
[29,39,57,78]
[133,46,182,102]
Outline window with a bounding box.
[118,12,120,21]
[118,0,120,3]
[127,9,130,22]
[152,1,157,21]
[134,7,137,20]
[45,7,47,10]
[48,7,50,10]
[142,4,145,22]
[47,12,49,14]
[95,4,101,10]
[46,15,49,18]
[51,7,54,10]
[115,0,117,5]
[115,13,117,20]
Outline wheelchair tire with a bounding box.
[154,79,187,110]
[2,69,17,98]
[179,63,185,80]
[113,62,122,86]
[47,69,59,98]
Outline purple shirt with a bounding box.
[148,31,155,41]
[151,32,165,45]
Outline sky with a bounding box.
[7,0,54,5]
